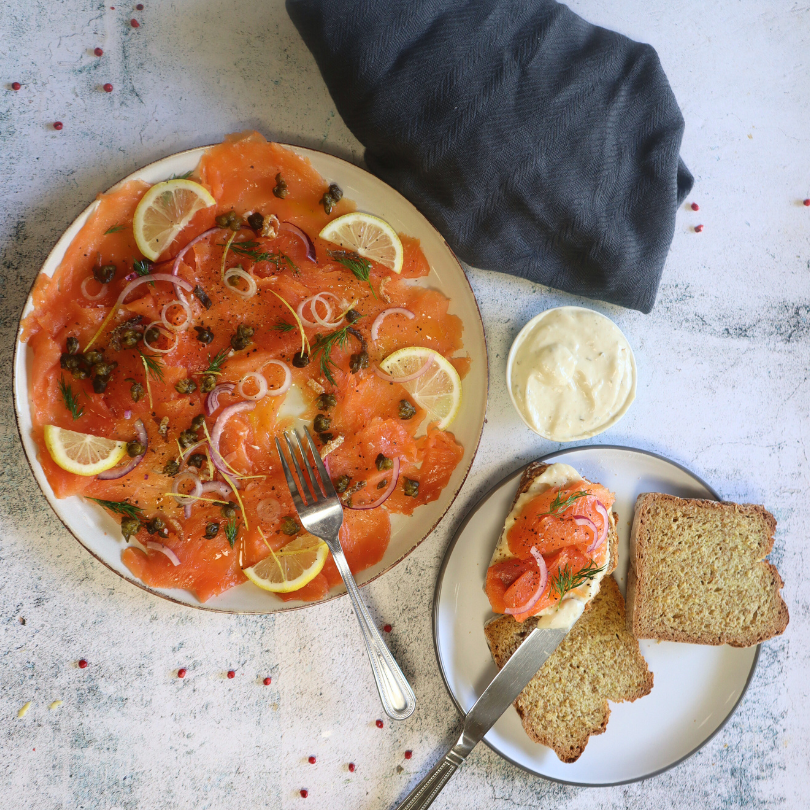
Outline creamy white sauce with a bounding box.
[508,307,636,442]
[488,463,612,631]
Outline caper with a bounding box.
[334,475,351,494]
[221,502,237,519]
[93,264,116,284]
[230,324,254,351]
[158,417,169,437]
[84,350,104,366]
[200,374,217,393]
[316,393,336,411]
[375,453,393,471]
[66,337,80,355]
[377,479,388,489]
[247,211,264,231]
[162,460,180,477]
[120,328,141,348]
[321,193,335,215]
[144,326,160,345]
[175,378,197,395]
[349,351,369,373]
[204,522,220,539]
[403,478,419,498]
[146,516,168,537]
[92,360,116,378]
[178,429,198,449]
[121,517,141,540]
[191,414,206,431]
[398,400,417,420]
[313,414,331,433]
[194,325,214,344]
[193,284,213,309]
[127,441,145,458]
[292,351,310,368]
[187,453,205,469]
[328,183,343,202]
[130,381,145,402]
[345,309,362,324]
[280,516,300,536]
[215,213,231,228]
[72,366,89,380]
[238,324,254,338]
[273,173,288,199]
[318,432,333,443]
[92,375,109,393]
[60,353,79,371]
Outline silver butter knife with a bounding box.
[395,626,568,810]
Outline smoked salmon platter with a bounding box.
[14,133,488,613]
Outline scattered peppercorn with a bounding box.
[281,516,300,535]
[292,351,310,368]
[375,719,384,729]
[178,429,198,449]
[177,668,186,678]
[334,475,350,493]
[11,81,21,91]
[247,211,264,231]
[349,351,369,373]
[203,522,220,539]
[404,750,413,759]
[162,460,180,477]
[103,83,113,93]
[308,756,316,764]
[263,676,272,686]
[121,517,140,540]
[690,202,700,211]
[221,502,237,519]
[313,414,331,433]
[136,2,144,8]
[175,378,197,394]
[146,517,168,537]
[398,400,417,420]
[345,309,361,324]
[127,441,145,458]
[231,324,254,351]
[227,670,235,679]
[375,453,393,471]
[348,763,355,772]
[316,393,336,411]
[193,284,213,309]
[200,374,217,393]
[78,659,88,669]
[300,790,308,799]
[803,199,810,207]
[273,173,288,198]
[187,453,205,469]
[94,47,103,56]
[130,19,140,28]
[53,121,63,130]
[194,325,214,344]
[403,478,419,497]
[694,224,704,233]
[383,624,392,633]
[191,414,206,431]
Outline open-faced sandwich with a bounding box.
[483,462,652,762]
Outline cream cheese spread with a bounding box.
[488,462,612,631]
[508,307,636,442]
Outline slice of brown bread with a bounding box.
[626,493,789,646]
[484,576,653,763]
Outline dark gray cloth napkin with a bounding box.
[286,0,693,313]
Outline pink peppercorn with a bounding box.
[54,121,63,130]
[94,47,103,56]
[130,18,139,27]
[300,789,308,798]
[690,202,699,211]
[11,82,21,91]
[348,763,356,772]
[136,3,144,8]
[263,676,272,686]
[383,624,392,633]
[308,756,316,764]
[103,83,113,92]
[177,668,186,678]
[694,224,704,233]
[404,750,413,759]
[375,719,384,729]
[803,199,810,207]
[78,658,88,668]
[227,670,235,679]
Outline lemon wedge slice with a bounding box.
[319,212,404,274]
[133,178,216,260]
[379,347,462,430]
[43,425,128,476]
[243,533,329,594]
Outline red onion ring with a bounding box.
[370,308,414,342]
[160,299,192,332]
[373,356,433,384]
[564,495,609,554]
[258,359,292,396]
[200,481,232,500]
[205,383,235,416]
[209,401,256,473]
[124,410,132,419]
[97,419,147,480]
[280,221,316,262]
[504,547,548,616]
[238,372,268,401]
[347,457,400,510]
[571,515,598,551]
[118,273,194,305]
[224,267,257,299]
[143,321,178,354]
[171,227,220,277]
[81,276,108,301]
[146,541,181,567]
[172,470,202,504]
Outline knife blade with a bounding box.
[395,625,568,810]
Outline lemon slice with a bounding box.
[319,212,404,274]
[379,347,462,430]
[243,533,329,594]
[43,425,128,476]
[133,179,216,260]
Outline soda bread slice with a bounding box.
[484,576,653,763]
[626,494,789,646]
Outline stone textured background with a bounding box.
[1,1,807,808]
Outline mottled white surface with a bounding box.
[1,1,807,808]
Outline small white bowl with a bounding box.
[506,305,637,442]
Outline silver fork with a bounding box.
[275,427,416,720]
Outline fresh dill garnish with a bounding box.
[204,347,229,376]
[170,170,193,180]
[225,518,238,548]
[550,560,606,602]
[328,249,375,296]
[58,375,84,420]
[220,241,299,275]
[133,259,152,277]
[544,490,589,516]
[272,319,295,333]
[138,350,165,383]
[104,224,126,234]
[310,325,362,386]
[88,498,144,520]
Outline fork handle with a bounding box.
[330,545,416,720]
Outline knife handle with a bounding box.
[395,747,465,810]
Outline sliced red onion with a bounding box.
[171,470,202,506]
[97,419,147,480]
[371,308,415,342]
[142,321,178,354]
[179,439,207,463]
[257,497,281,524]
[205,383,235,416]
[589,500,610,554]
[237,372,268,401]
[200,481,232,499]
[347,457,400,510]
[124,410,132,419]
[297,293,344,329]
[280,221,316,262]
[209,401,256,473]
[146,541,181,567]
[160,298,192,332]
[81,276,108,301]
[119,273,194,305]
[373,356,433,384]
[224,267,257,299]
[171,227,220,277]
[571,515,598,550]
[258,359,292,396]
[504,547,548,616]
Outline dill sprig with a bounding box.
[544,490,589,516]
[550,560,606,602]
[138,350,165,383]
[328,249,375,297]
[272,319,295,333]
[310,325,361,386]
[225,518,238,548]
[88,498,144,520]
[104,224,126,234]
[170,170,193,180]
[58,376,84,420]
[133,259,154,286]
[220,241,299,275]
[204,348,229,376]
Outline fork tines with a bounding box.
[275,427,335,507]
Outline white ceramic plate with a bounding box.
[13,143,488,613]
[434,446,758,785]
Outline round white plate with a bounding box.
[434,446,758,785]
[13,143,488,613]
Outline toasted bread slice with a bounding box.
[485,576,653,763]
[626,493,789,646]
